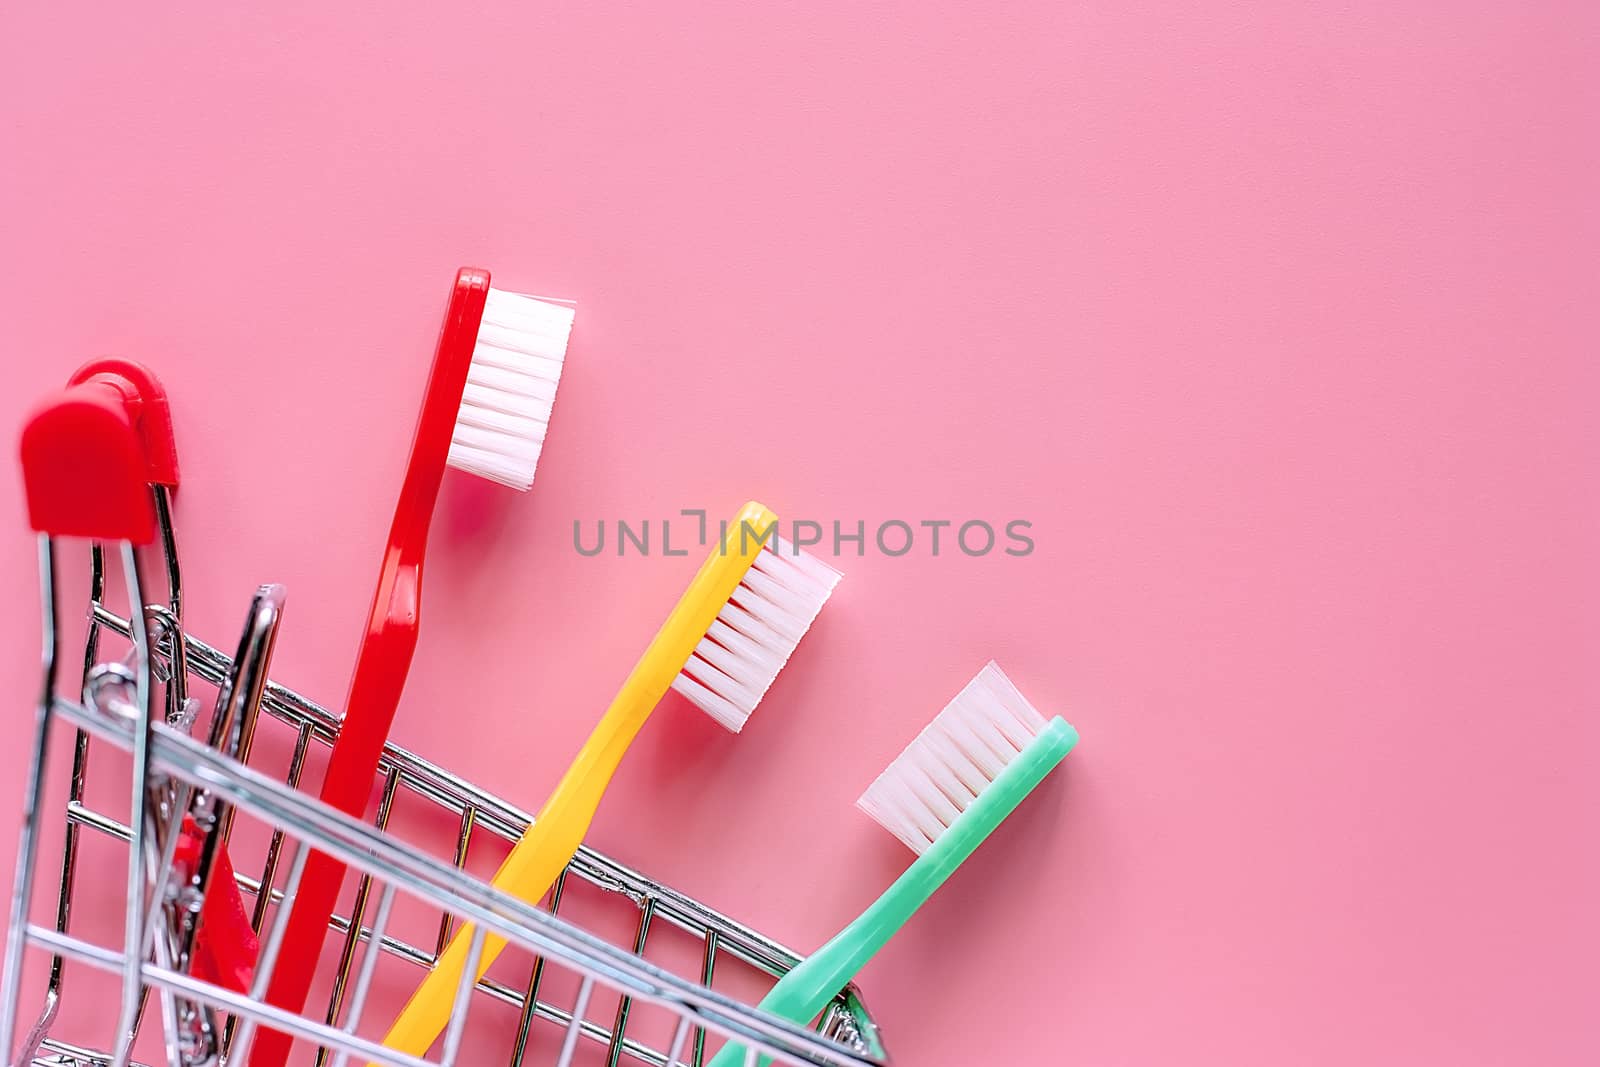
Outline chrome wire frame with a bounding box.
[1,505,886,1067]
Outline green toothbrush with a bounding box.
[709,661,1078,1067]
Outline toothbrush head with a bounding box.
[857,661,1076,855]
[671,529,842,733]
[446,285,576,491]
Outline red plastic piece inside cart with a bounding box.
[20,381,157,542]
[174,815,259,993]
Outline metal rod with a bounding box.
[665,1016,692,1067]
[137,774,208,1066]
[249,723,313,935]
[555,977,595,1067]
[152,485,190,721]
[327,881,397,1067]
[46,541,109,999]
[694,931,720,1067]
[436,805,477,956]
[230,841,309,1063]
[111,542,155,1067]
[317,769,400,1067]
[437,925,488,1067]
[508,867,569,1067]
[0,535,61,1064]
[607,896,657,1066]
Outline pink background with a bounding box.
[2,3,1597,1064]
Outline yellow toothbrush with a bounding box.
[377,501,840,1060]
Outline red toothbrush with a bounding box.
[248,268,576,1065]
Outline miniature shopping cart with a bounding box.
[2,364,885,1067]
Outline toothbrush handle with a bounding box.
[367,503,782,1064]
[707,861,941,1067]
[379,805,587,1057]
[375,505,780,1063]
[711,718,1078,1067]
[249,272,491,1067]
[373,714,623,1063]
[770,864,936,1019]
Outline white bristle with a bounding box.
[447,287,575,491]
[671,534,841,732]
[856,662,1049,855]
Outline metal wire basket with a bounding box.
[1,490,886,1067]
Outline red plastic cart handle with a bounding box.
[19,358,178,542]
